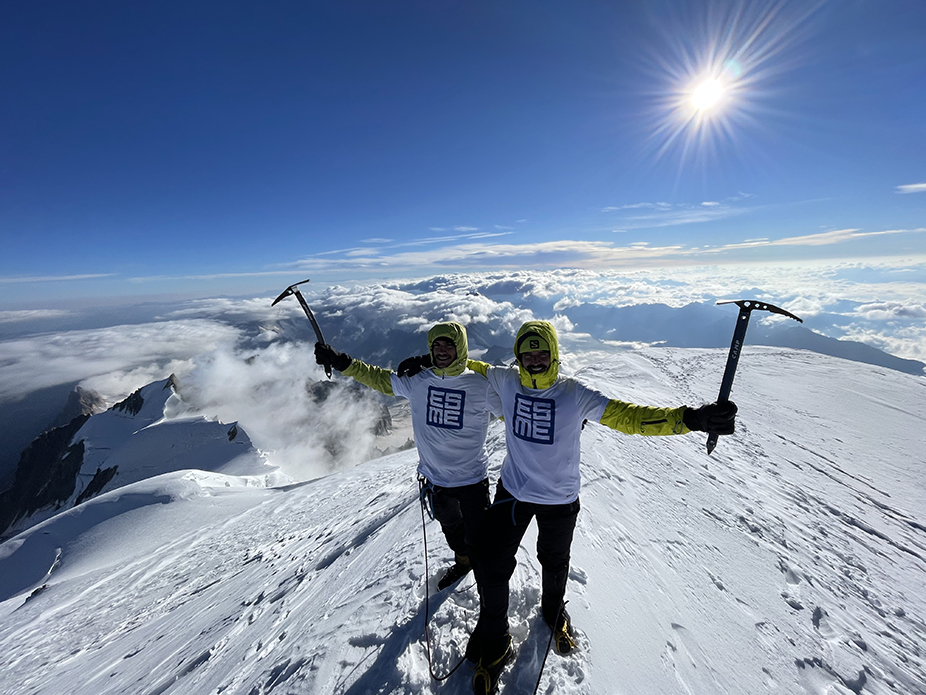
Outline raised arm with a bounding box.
[599,399,737,436]
[315,343,395,396]
[599,399,689,435]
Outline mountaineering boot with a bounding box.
[465,622,483,663]
[472,633,513,694]
[545,608,578,655]
[437,553,471,590]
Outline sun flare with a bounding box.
[691,78,724,111]
[640,0,824,167]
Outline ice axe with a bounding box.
[707,299,803,455]
[271,278,332,378]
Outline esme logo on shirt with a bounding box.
[513,394,555,444]
[427,386,466,429]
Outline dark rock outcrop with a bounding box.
[112,390,145,416]
[0,414,90,537]
[75,467,118,506]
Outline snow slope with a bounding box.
[1,348,923,695]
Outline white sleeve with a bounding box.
[486,381,504,418]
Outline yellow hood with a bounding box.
[514,320,559,389]
[428,321,469,377]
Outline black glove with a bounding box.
[396,353,432,377]
[683,401,737,434]
[314,343,353,372]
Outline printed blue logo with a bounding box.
[512,394,555,445]
[427,386,466,430]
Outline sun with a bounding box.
[691,77,725,112]
[637,0,826,167]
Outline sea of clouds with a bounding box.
[1,262,923,482]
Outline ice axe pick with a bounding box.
[271,279,332,378]
[707,300,803,455]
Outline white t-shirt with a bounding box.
[486,366,610,505]
[391,369,500,488]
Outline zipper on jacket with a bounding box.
[641,418,667,432]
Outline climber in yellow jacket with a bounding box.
[470,320,737,693]
[315,321,500,591]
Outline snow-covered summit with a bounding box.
[0,376,281,538]
[72,375,277,495]
[0,348,924,694]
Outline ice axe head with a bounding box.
[717,299,803,323]
[270,278,331,378]
[271,278,312,307]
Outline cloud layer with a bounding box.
[0,320,239,403]
[2,263,924,482]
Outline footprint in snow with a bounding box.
[568,565,588,585]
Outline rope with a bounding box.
[419,491,467,682]
[532,600,568,695]
[418,476,435,520]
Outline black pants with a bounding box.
[479,481,580,639]
[430,478,490,566]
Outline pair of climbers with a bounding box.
[314,320,736,694]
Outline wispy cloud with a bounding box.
[292,239,687,273]
[896,183,926,194]
[0,273,116,284]
[602,202,673,212]
[602,201,750,229]
[707,227,926,252]
[402,231,505,247]
[0,309,73,323]
[294,230,511,266]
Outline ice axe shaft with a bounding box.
[707,300,802,455]
[271,278,331,378]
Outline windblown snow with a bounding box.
[1,348,924,695]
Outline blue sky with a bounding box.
[1,0,924,307]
